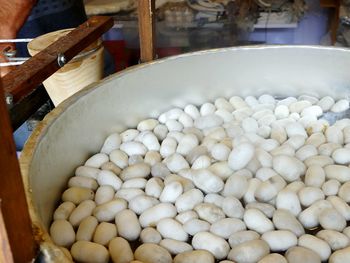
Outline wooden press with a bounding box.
[0,1,155,261]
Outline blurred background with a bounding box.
[85,0,348,71]
[9,0,350,150]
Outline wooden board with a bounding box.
[9,84,50,130]
[320,0,340,44]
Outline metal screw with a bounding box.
[57,53,67,67]
[5,93,13,106]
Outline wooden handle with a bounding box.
[2,16,113,103]
[138,0,156,62]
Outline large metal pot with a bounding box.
[20,46,350,261]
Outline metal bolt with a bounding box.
[57,53,67,67]
[3,46,17,58]
[5,93,13,106]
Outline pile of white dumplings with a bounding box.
[50,94,350,263]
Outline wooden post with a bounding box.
[0,205,14,263]
[320,0,340,44]
[138,0,156,62]
[0,81,37,262]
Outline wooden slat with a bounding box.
[138,0,156,62]
[320,0,340,44]
[9,84,50,130]
[320,0,338,7]
[0,82,37,262]
[2,16,113,103]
